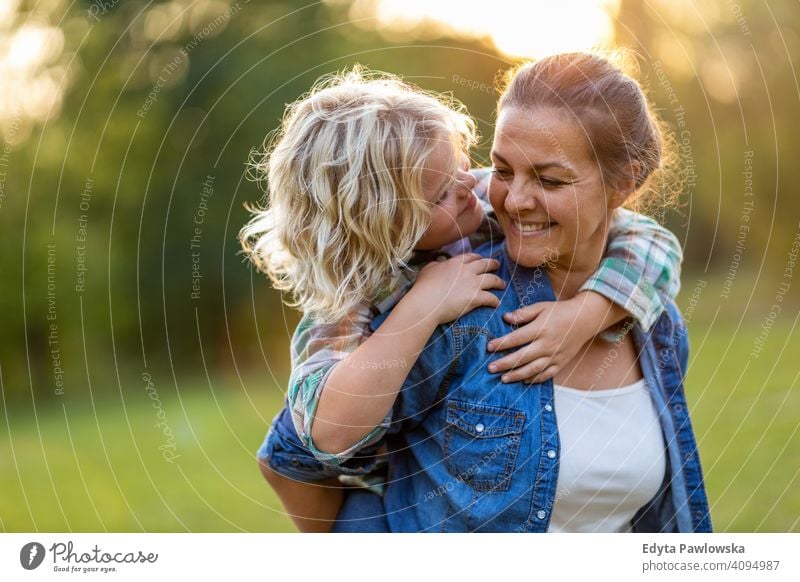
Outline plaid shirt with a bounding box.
[287,168,683,466]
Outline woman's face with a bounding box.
[489,106,623,272]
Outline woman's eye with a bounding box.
[492,168,512,180]
[539,177,567,188]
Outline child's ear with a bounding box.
[607,160,641,209]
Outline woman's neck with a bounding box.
[546,264,598,300]
[547,211,614,299]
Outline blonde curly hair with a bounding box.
[239,67,476,322]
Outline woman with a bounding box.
[339,52,711,532]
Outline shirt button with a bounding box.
[544,404,553,412]
[475,423,485,433]
[536,510,547,520]
[547,450,556,459]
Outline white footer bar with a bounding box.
[2,533,798,581]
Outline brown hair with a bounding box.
[498,51,680,214]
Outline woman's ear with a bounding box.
[607,160,641,209]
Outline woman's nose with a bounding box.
[505,181,538,213]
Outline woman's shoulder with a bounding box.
[653,299,688,340]
[644,299,690,373]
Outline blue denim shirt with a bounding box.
[371,240,712,533]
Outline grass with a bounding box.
[684,319,800,532]
[0,376,295,532]
[1,316,798,532]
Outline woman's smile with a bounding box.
[507,219,557,237]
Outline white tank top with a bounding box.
[547,378,666,533]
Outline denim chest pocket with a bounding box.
[443,399,525,492]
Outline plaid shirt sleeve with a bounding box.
[580,207,683,331]
[286,279,414,467]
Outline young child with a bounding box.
[239,67,683,532]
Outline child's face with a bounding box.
[415,141,484,250]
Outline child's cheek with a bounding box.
[450,200,461,220]
[429,213,446,236]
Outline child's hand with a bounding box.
[411,254,504,324]
[485,293,615,384]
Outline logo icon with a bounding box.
[20,542,46,570]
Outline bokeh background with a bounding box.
[1,0,798,532]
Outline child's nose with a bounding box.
[464,170,477,190]
[458,169,476,192]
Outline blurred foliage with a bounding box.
[0,0,797,405]
[0,0,512,402]
[0,0,798,533]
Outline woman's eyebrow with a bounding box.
[533,162,575,176]
[490,151,510,165]
[491,151,574,173]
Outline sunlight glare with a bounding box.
[7,25,64,71]
[371,0,620,58]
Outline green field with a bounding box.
[0,376,294,532]
[2,318,798,532]
[682,318,800,531]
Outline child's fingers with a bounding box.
[478,274,506,291]
[469,258,500,273]
[497,358,552,383]
[523,365,560,385]
[477,291,501,309]
[486,325,540,352]
[488,342,543,373]
[502,302,553,325]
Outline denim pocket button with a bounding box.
[444,399,525,492]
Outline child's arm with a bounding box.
[486,209,683,383]
[579,207,682,330]
[305,254,504,456]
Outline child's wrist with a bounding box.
[398,285,444,327]
[576,291,625,335]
